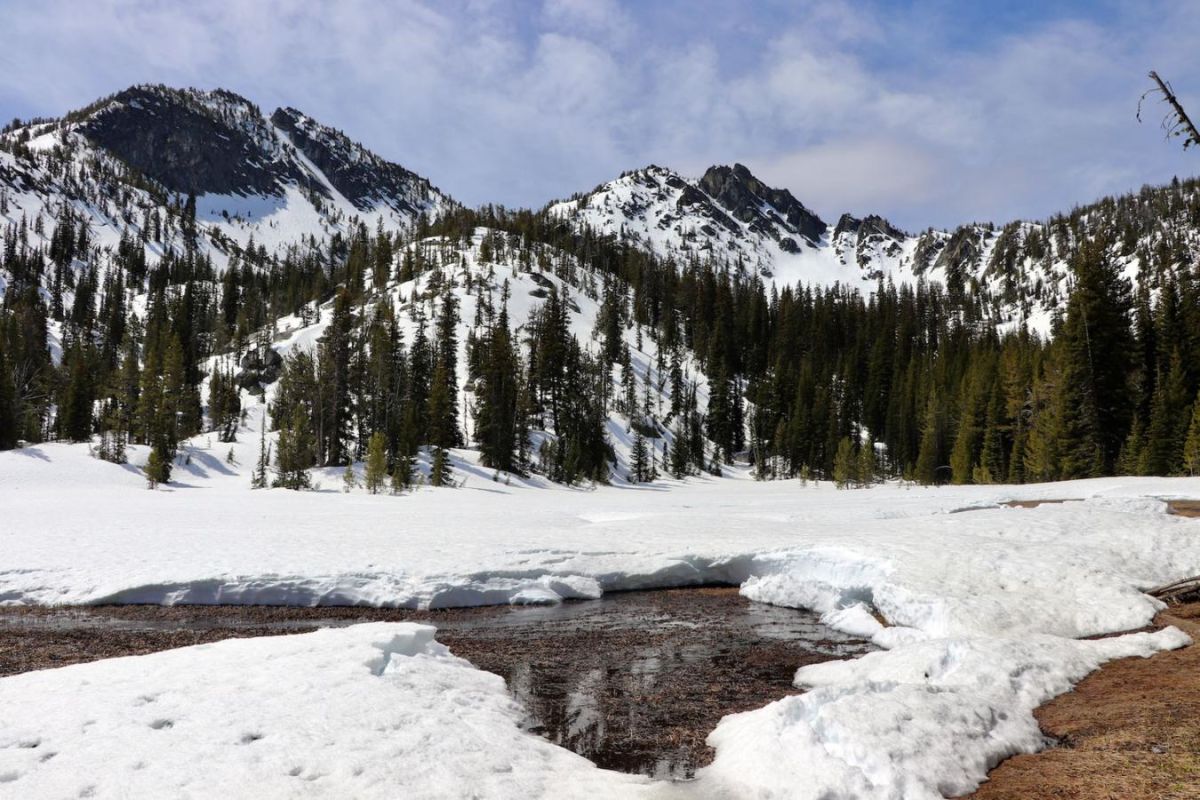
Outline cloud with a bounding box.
[746,139,944,226]
[541,0,632,43]
[1,0,1198,229]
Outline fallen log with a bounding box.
[1149,575,1200,603]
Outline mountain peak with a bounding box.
[699,163,827,249]
[70,84,296,197]
[9,84,450,217]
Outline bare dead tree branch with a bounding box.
[1139,71,1200,150]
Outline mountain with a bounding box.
[0,84,453,269]
[5,84,1200,487]
[549,163,1086,332]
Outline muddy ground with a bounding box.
[3,588,1197,790]
[968,602,1200,800]
[0,587,870,779]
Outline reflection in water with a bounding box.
[435,588,874,780]
[0,587,873,780]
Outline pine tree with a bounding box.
[670,419,690,479]
[973,385,1007,484]
[364,431,388,494]
[475,291,520,471]
[1054,238,1134,476]
[144,446,168,489]
[949,366,990,484]
[430,445,452,487]
[208,365,241,443]
[391,450,414,494]
[252,411,270,489]
[433,290,462,447]
[1024,365,1061,483]
[914,391,947,485]
[1183,397,1200,476]
[858,436,877,487]
[1140,351,1189,475]
[833,436,857,489]
[274,405,314,490]
[317,289,355,466]
[630,430,651,483]
[57,342,95,442]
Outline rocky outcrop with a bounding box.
[270,107,441,214]
[699,163,827,246]
[236,346,283,391]
[79,86,305,197]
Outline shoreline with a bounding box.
[967,602,1200,799]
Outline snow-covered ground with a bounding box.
[2,442,1199,798]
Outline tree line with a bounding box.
[3,173,1200,487]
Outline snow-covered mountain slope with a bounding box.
[549,164,1200,335]
[548,164,846,282]
[0,85,453,273]
[242,227,715,484]
[6,85,1200,340]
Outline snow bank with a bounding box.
[3,443,1200,797]
[697,628,1188,799]
[0,623,646,799]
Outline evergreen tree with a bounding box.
[432,290,462,447]
[670,419,690,479]
[475,290,520,471]
[208,365,241,443]
[833,436,857,489]
[392,449,415,493]
[630,430,651,483]
[1053,238,1134,476]
[858,436,877,487]
[430,445,452,487]
[1024,364,1062,482]
[274,405,314,490]
[317,289,355,465]
[1183,397,1200,476]
[1140,351,1189,475]
[914,391,948,484]
[252,411,270,489]
[144,446,168,489]
[0,338,26,447]
[364,431,388,494]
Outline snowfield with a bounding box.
[2,443,1199,798]
[0,623,647,798]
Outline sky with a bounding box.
[1,0,1199,231]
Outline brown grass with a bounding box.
[1167,500,1200,518]
[1003,499,1073,509]
[967,603,1200,800]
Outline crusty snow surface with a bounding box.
[2,444,1199,798]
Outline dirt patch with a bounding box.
[1167,500,1200,518]
[0,588,871,780]
[1003,499,1073,509]
[967,602,1200,800]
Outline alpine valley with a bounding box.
[6,83,1200,800]
[3,83,1200,486]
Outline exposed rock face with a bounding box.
[78,86,304,197]
[270,107,440,214]
[832,213,909,276]
[833,213,906,243]
[699,163,827,247]
[548,163,833,273]
[236,346,283,391]
[935,226,989,286]
[71,85,447,219]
